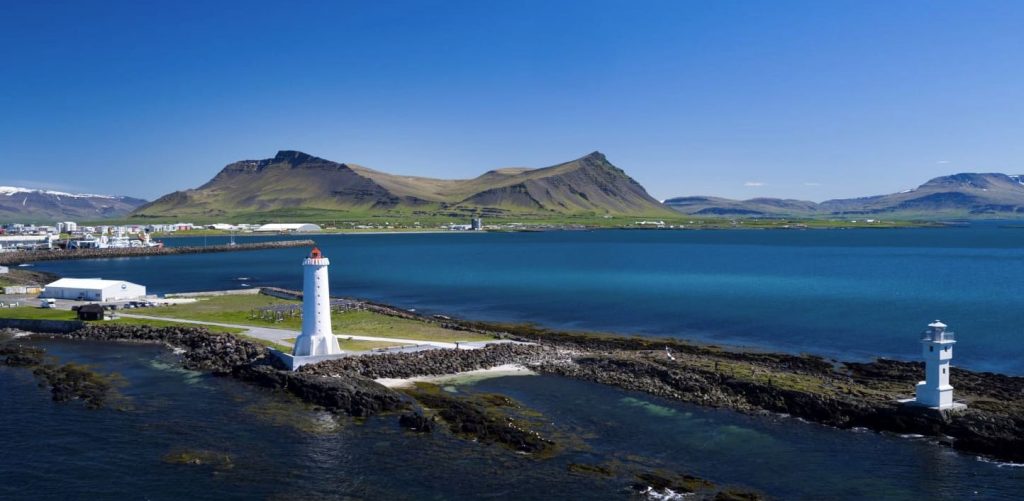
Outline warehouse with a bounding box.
[254,223,321,232]
[41,278,147,302]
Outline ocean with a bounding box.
[29,225,1024,374]
[2,338,1021,500]
[7,226,1024,498]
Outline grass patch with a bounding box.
[0,305,246,334]
[153,294,494,343]
[0,306,76,320]
[332,310,493,342]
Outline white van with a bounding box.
[40,298,56,309]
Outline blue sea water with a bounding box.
[2,339,1021,500]
[32,225,1024,374]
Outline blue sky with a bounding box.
[2,0,1022,201]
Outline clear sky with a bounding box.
[2,0,1022,202]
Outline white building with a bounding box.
[0,266,8,274]
[292,247,341,357]
[915,320,959,409]
[255,223,321,233]
[58,221,78,233]
[206,223,238,231]
[0,234,54,250]
[41,278,146,302]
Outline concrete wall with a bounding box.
[167,288,260,298]
[0,318,84,333]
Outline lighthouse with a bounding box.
[292,247,342,357]
[914,320,956,409]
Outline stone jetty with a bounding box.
[0,239,316,266]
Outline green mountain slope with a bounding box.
[131,151,674,220]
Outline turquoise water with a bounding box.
[2,339,1021,499]
[33,226,1024,373]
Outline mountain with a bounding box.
[666,173,1024,218]
[131,150,673,220]
[0,186,147,223]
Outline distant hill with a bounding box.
[666,173,1024,218]
[131,150,674,220]
[0,186,147,223]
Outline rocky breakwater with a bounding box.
[526,333,1024,463]
[298,343,553,379]
[299,344,563,453]
[0,239,316,266]
[15,324,404,417]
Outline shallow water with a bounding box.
[2,338,1021,499]
[32,225,1024,373]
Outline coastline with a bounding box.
[4,301,1022,465]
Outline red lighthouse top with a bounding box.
[309,247,322,259]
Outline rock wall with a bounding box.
[0,318,84,333]
[299,344,551,379]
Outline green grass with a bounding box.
[147,294,495,342]
[331,310,493,342]
[0,306,243,334]
[0,306,76,320]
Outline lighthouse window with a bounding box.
[929,346,933,352]
[943,368,946,374]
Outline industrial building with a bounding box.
[41,278,147,302]
[255,223,321,232]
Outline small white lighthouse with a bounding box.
[914,320,956,409]
[292,247,342,357]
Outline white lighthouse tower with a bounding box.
[292,247,342,357]
[914,320,956,409]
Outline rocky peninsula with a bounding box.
[3,306,1023,468]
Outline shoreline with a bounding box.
[2,288,1022,464]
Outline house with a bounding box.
[41,278,146,302]
[76,304,107,321]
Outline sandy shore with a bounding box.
[375,363,536,388]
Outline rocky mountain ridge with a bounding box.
[0,186,146,222]
[131,150,673,219]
